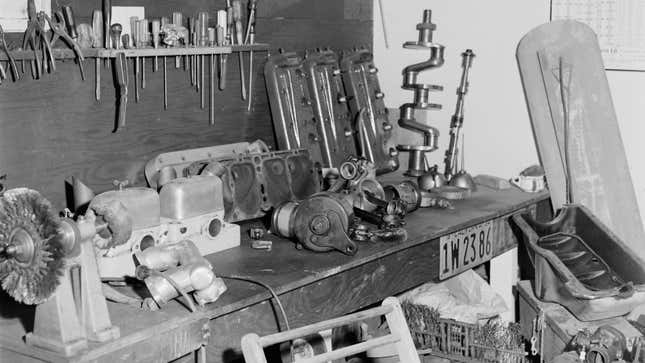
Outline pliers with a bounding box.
[22,0,53,79]
[0,25,20,82]
[39,11,85,80]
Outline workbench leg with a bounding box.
[489,247,519,322]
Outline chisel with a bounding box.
[232,0,246,100]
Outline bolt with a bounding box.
[375,91,384,99]
[310,215,330,235]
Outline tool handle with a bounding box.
[114,52,128,129]
[151,20,160,48]
[62,6,78,39]
[244,0,257,44]
[92,10,104,48]
[110,23,122,49]
[102,0,111,49]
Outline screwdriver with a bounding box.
[208,27,216,125]
[139,19,148,89]
[245,0,257,111]
[114,51,128,131]
[130,16,139,102]
[199,12,208,110]
[92,10,103,100]
[152,19,160,72]
[172,12,182,68]
[232,0,246,100]
[161,17,169,109]
[217,10,228,90]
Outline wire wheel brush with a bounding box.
[0,188,65,304]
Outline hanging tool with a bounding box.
[92,10,103,100]
[103,0,111,49]
[245,0,257,111]
[0,25,19,82]
[172,12,182,68]
[130,17,139,102]
[114,52,128,131]
[232,0,247,100]
[39,11,85,80]
[152,19,160,72]
[161,17,169,109]
[199,12,208,109]
[194,18,201,93]
[208,27,216,125]
[188,17,196,86]
[217,10,228,90]
[56,8,86,80]
[139,19,148,89]
[110,24,122,49]
[23,0,51,79]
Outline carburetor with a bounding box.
[271,192,357,255]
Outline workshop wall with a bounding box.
[373,0,645,229]
[0,0,372,208]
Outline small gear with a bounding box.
[0,188,65,304]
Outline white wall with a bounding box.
[374,0,645,226]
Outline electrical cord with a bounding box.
[220,275,291,331]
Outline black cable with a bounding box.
[220,275,290,331]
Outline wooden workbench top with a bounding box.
[0,185,549,362]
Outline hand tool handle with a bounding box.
[102,0,111,49]
[139,19,149,47]
[245,0,257,44]
[62,6,78,39]
[110,23,122,49]
[151,20,160,48]
[129,16,139,48]
[198,12,209,46]
[232,0,244,45]
[114,52,128,130]
[92,10,104,48]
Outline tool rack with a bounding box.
[0,43,269,60]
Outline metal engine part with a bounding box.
[513,205,645,321]
[85,175,240,279]
[0,188,66,304]
[271,192,357,255]
[397,9,444,177]
[135,240,227,307]
[333,156,385,212]
[303,48,357,169]
[340,47,399,174]
[264,52,323,164]
[145,142,321,223]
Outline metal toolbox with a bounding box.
[513,205,645,321]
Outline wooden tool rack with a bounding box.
[0,183,551,363]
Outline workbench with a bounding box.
[0,186,550,363]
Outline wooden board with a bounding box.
[516,20,645,260]
[0,0,372,208]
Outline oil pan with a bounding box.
[513,204,645,321]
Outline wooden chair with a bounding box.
[241,296,420,363]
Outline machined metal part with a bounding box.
[135,240,227,306]
[334,157,385,212]
[397,10,445,177]
[340,47,399,174]
[383,181,422,213]
[444,49,475,180]
[417,165,446,190]
[271,192,357,255]
[303,49,356,169]
[264,52,323,163]
[146,142,321,223]
[513,205,645,321]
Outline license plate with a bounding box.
[439,220,498,280]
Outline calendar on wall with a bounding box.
[551,0,645,71]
